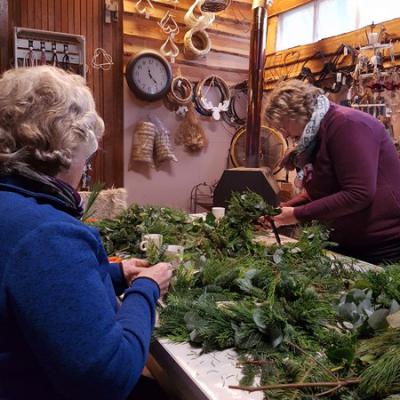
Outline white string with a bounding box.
[92,48,114,70]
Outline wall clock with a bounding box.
[125,50,173,102]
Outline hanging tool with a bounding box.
[51,42,58,67]
[62,44,70,71]
[24,40,37,67]
[40,41,47,65]
[105,0,119,23]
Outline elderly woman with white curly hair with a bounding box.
[0,66,172,400]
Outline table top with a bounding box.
[150,339,263,400]
[149,231,381,399]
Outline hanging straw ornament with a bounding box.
[183,0,215,59]
[176,103,208,152]
[149,116,178,165]
[129,121,157,168]
[184,0,215,29]
[159,11,180,63]
[160,34,179,63]
[164,75,193,116]
[183,29,211,59]
[135,0,154,19]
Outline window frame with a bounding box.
[275,0,399,52]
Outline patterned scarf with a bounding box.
[13,166,84,219]
[281,95,330,186]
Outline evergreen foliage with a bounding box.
[93,191,400,399]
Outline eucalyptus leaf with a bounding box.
[368,309,390,330]
[273,248,284,264]
[269,325,283,348]
[253,307,267,333]
[389,300,400,315]
[338,302,359,322]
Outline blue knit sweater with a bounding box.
[0,176,160,400]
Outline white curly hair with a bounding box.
[0,66,104,176]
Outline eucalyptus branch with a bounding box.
[229,378,361,393]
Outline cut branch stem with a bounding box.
[229,378,361,393]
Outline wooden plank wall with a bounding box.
[5,0,124,187]
[123,0,252,84]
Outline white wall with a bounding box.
[123,82,236,211]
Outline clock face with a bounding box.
[133,56,169,95]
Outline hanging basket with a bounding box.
[183,29,211,60]
[200,0,231,13]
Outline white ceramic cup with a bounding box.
[165,245,184,260]
[212,207,225,221]
[140,234,163,252]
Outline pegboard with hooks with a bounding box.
[14,27,86,78]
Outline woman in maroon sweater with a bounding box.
[264,79,400,265]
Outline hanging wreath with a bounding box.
[194,75,231,120]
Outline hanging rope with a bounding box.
[92,48,114,70]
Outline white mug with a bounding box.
[165,245,184,257]
[140,234,163,252]
[212,207,225,221]
[165,245,184,267]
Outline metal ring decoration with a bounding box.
[229,125,288,175]
[194,75,231,120]
[169,76,193,105]
[200,0,231,13]
[183,29,212,60]
[221,80,248,127]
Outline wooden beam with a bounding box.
[124,40,249,72]
[123,7,250,40]
[124,0,253,25]
[266,15,277,54]
[123,29,250,58]
[268,0,313,17]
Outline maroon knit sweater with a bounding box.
[294,102,400,249]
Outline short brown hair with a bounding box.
[265,79,323,129]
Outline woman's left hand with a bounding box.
[273,207,299,228]
[120,258,150,284]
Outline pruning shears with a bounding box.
[268,216,282,246]
[259,215,281,246]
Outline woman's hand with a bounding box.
[273,207,299,228]
[135,263,173,297]
[120,258,150,284]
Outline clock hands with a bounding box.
[148,69,158,86]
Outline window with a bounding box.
[316,0,357,41]
[276,0,400,51]
[276,3,314,51]
[359,0,400,27]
